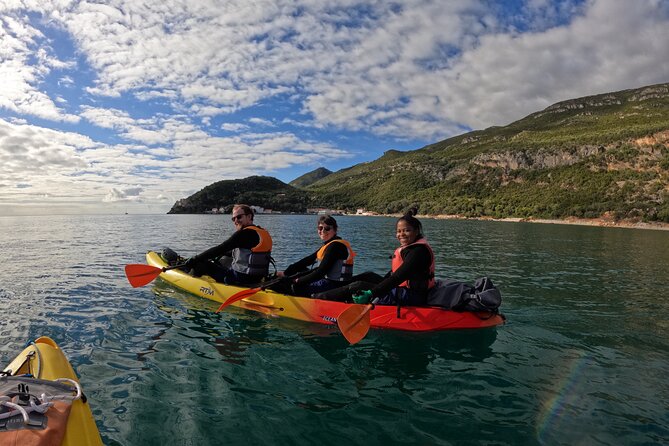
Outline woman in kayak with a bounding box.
[183,204,273,286]
[273,215,356,297]
[313,210,435,306]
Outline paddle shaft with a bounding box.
[349,303,374,327]
[214,274,297,313]
[354,297,379,323]
[163,263,187,272]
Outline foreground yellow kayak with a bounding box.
[1,336,102,446]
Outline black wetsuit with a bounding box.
[313,244,432,306]
[275,237,351,297]
[190,228,263,285]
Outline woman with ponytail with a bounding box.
[313,209,435,306]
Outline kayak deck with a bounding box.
[146,251,504,331]
[2,336,103,446]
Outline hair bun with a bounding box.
[404,207,418,217]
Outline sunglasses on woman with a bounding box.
[317,225,332,232]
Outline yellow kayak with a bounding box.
[1,336,103,446]
[145,251,505,331]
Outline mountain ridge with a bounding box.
[169,82,669,222]
[289,167,333,188]
[304,82,669,221]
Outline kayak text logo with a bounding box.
[200,286,214,296]
[321,315,337,323]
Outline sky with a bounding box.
[1,0,668,215]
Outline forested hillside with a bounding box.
[168,83,669,222]
[305,83,669,222]
[168,176,309,214]
[289,167,332,188]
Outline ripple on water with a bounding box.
[1,215,668,445]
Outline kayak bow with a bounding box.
[1,337,103,446]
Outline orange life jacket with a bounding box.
[315,238,356,281]
[231,225,273,277]
[390,237,436,289]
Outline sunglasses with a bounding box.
[231,214,248,222]
[317,225,332,232]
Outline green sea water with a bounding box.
[0,214,667,445]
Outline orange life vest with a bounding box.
[315,238,356,281]
[390,237,436,289]
[231,225,273,276]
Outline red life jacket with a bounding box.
[315,238,356,281]
[390,237,436,289]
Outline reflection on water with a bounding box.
[304,328,498,378]
[0,214,668,445]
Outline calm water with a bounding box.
[0,214,668,445]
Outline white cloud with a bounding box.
[303,0,669,136]
[0,114,352,210]
[0,0,667,214]
[103,186,143,202]
[248,117,275,127]
[0,15,80,123]
[6,0,667,139]
[221,123,249,132]
[0,119,91,178]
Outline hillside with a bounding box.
[305,83,669,222]
[167,83,669,222]
[289,167,332,187]
[168,176,309,214]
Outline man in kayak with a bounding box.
[313,210,434,306]
[183,204,273,285]
[272,215,356,297]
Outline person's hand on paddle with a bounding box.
[183,256,198,269]
[286,275,301,295]
[352,289,373,304]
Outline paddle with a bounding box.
[337,297,380,345]
[214,274,296,313]
[124,263,186,288]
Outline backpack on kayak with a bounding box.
[160,247,181,265]
[427,277,502,313]
[0,375,82,444]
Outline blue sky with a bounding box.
[1,0,668,215]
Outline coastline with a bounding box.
[426,214,669,231]
[353,212,669,231]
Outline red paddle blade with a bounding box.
[125,264,163,288]
[215,287,261,313]
[337,304,372,345]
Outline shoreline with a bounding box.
[425,214,669,231]
[352,212,669,231]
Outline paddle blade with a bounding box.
[337,304,373,345]
[215,287,261,313]
[125,264,163,288]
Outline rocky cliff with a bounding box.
[168,83,669,222]
[304,82,669,222]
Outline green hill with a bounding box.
[305,83,669,222]
[289,167,333,187]
[167,83,669,222]
[167,176,309,214]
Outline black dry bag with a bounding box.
[427,277,502,313]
